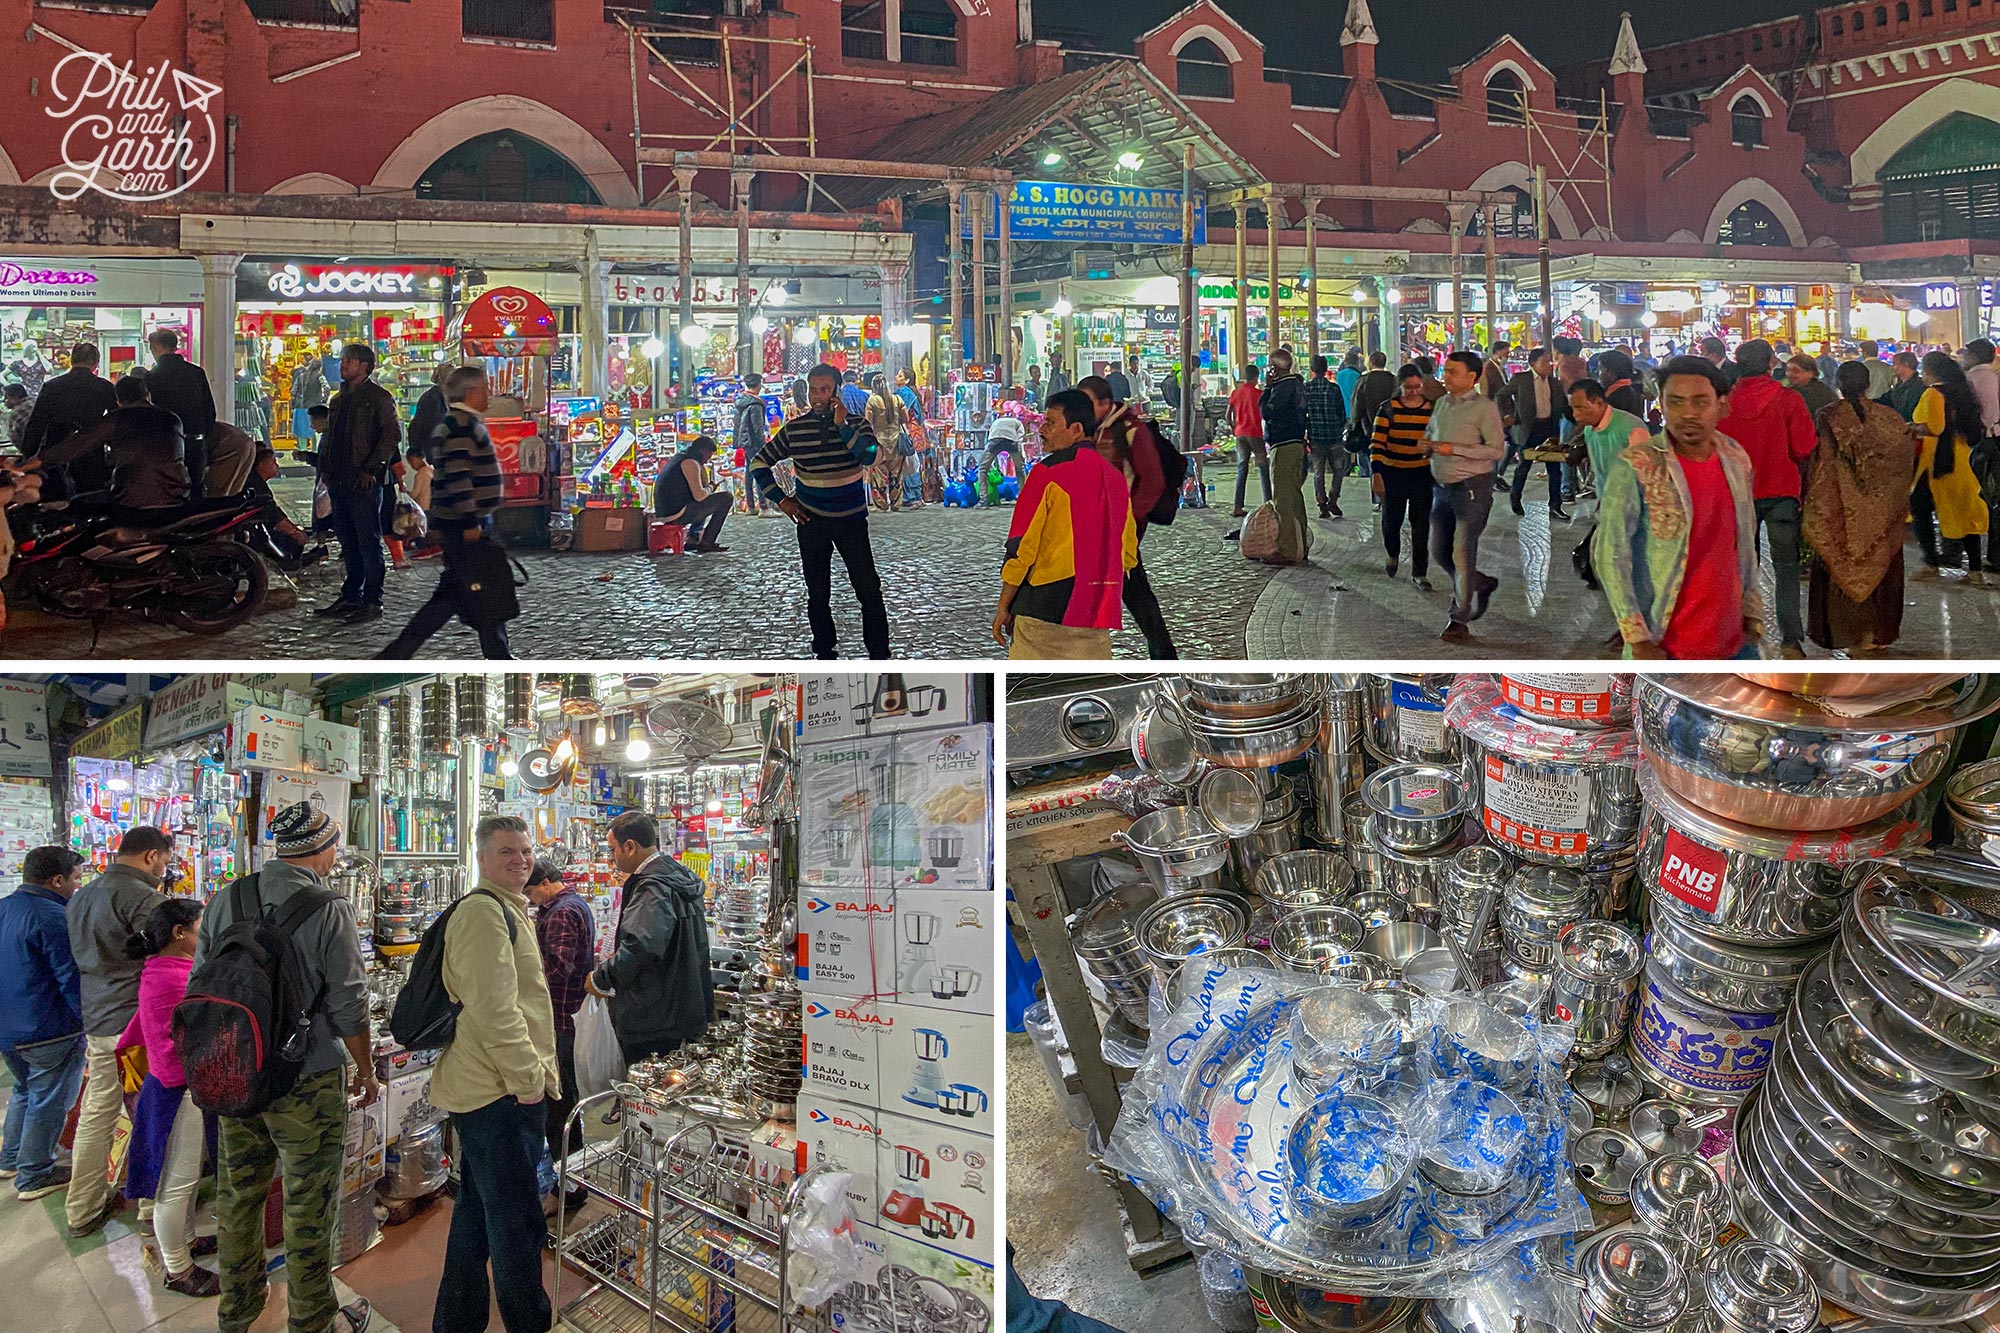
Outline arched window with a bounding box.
[1175,37,1233,99]
[841,0,886,61]
[900,0,958,66]
[1465,187,1538,239]
[1831,13,1844,32]
[1719,198,1788,245]
[1486,69,1526,125]
[1752,32,1764,51]
[1874,4,1888,23]
[415,132,600,205]
[1896,2,1910,19]
[1730,95,1765,148]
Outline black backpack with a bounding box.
[388,889,516,1052]
[174,874,338,1118]
[1135,419,1188,526]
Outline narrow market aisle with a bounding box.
[1005,1033,1209,1333]
[334,1194,567,1333]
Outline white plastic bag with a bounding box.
[786,1171,862,1310]
[575,995,626,1099]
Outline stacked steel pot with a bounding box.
[1624,674,2000,1127]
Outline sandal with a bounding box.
[164,1266,221,1298]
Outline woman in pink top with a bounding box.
[118,898,217,1297]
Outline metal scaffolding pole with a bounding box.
[969,188,987,367]
[1265,195,1281,358]
[1483,209,1498,353]
[1305,203,1319,367]
[676,168,695,400]
[947,184,965,378]
[1234,214,1247,371]
[1179,144,1196,455]
[734,170,753,376]
[998,188,1014,388]
[1378,276,1397,360]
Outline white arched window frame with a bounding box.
[1171,25,1244,100]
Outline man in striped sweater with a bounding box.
[380,364,512,659]
[749,363,890,658]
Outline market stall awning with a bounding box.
[453,286,559,357]
[825,59,1262,211]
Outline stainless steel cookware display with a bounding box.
[1360,819,1487,921]
[1118,805,1232,893]
[1572,1230,1687,1333]
[1550,920,1644,1061]
[1945,756,2000,863]
[1363,764,1476,855]
[1500,865,1593,971]
[1255,850,1360,912]
[1634,673,2000,832]
[1135,893,1252,984]
[1494,672,1633,729]
[1267,906,1366,973]
[1309,675,1371,846]
[1160,682,1325,769]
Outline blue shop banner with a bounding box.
[960,181,1206,245]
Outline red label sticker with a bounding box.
[1659,827,1727,913]
[1499,675,1615,719]
[1482,809,1588,857]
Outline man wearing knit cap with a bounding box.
[198,801,375,1333]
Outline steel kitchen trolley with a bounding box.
[554,1089,837,1333]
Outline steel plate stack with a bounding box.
[420,678,457,757]
[1729,860,2000,1325]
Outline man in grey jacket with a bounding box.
[199,802,376,1333]
[64,826,170,1236]
[1426,350,1508,643]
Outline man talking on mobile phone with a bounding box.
[748,362,892,658]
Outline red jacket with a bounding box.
[1721,372,1815,500]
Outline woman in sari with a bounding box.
[1804,360,1917,651]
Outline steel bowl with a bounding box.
[1358,816,1485,915]
[1268,906,1366,973]
[1285,1091,1415,1232]
[1135,893,1251,980]
[1946,757,2000,862]
[1349,891,1405,931]
[1179,672,1310,720]
[1256,850,1360,912]
[1363,763,1476,855]
[1431,998,1538,1090]
[1171,691,1326,770]
[1634,674,2000,832]
[1118,805,1231,892]
[1362,921,1443,970]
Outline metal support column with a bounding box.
[1265,195,1281,358]
[1378,276,1397,362]
[1234,213,1248,371]
[998,188,1014,387]
[947,185,965,377]
[1962,279,1986,345]
[197,253,240,426]
[1447,212,1464,350]
[969,189,988,367]
[1536,167,1554,353]
[675,168,696,400]
[734,171,753,376]
[879,261,910,385]
[578,232,610,399]
[1482,209,1499,352]
[1305,203,1320,367]
[1179,144,1197,456]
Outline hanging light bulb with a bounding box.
[792,325,819,346]
[626,736,652,763]
[706,797,723,814]
[594,719,608,746]
[1051,297,1073,317]
[500,757,520,778]
[640,336,665,360]
[680,325,707,347]
[750,316,769,335]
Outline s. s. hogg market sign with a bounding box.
[962,182,1207,246]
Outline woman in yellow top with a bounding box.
[1911,351,1992,585]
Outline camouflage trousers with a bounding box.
[216,1067,347,1333]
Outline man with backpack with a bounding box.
[190,803,374,1333]
[585,812,715,1064]
[429,815,557,1333]
[1080,374,1179,658]
[65,826,170,1237]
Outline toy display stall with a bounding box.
[454,288,559,543]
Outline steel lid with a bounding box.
[1574,1055,1647,1115]
[1444,674,1642,766]
[1131,694,1198,785]
[1699,1241,1819,1333]
[1638,672,2000,735]
[1558,920,1643,984]
[1505,865,1594,919]
[1637,762,1929,863]
[1628,1152,1725,1238]
[1575,1128,1646,1196]
[1629,1100,1709,1157]
[1578,1230,1687,1328]
[1198,767,1267,837]
[1447,844,1515,896]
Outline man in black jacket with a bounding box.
[316,343,404,623]
[1500,348,1568,518]
[1347,352,1400,455]
[19,344,117,498]
[586,811,713,1065]
[145,330,216,497]
[37,375,190,514]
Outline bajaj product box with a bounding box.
[870,1107,994,1267]
[887,724,991,892]
[798,735,884,889]
[801,995,889,1106]
[795,1092,883,1221]
[796,886,896,1000]
[875,1002,994,1136]
[893,888,991,1016]
[798,674,978,742]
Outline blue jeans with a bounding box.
[436,1097,551,1333]
[326,483,387,609]
[1006,1256,1123,1333]
[2,1034,87,1190]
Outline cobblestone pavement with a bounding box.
[3,478,1994,661]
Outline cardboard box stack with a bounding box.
[792,674,995,1332]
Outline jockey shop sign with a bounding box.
[44,52,220,203]
[240,262,453,303]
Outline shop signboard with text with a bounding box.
[71,702,144,762]
[1197,280,1305,306]
[962,182,1206,246]
[230,705,305,772]
[142,672,307,749]
[0,258,204,306]
[1923,282,1998,310]
[0,680,53,778]
[239,262,453,303]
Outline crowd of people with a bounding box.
[0,804,714,1333]
[1195,329,2000,656]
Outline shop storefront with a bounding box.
[1910,279,1997,348]
[0,258,203,392]
[10,669,997,1333]
[234,260,455,450]
[1007,669,2000,1331]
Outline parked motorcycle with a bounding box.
[9,497,270,634]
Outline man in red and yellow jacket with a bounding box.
[993,388,1138,659]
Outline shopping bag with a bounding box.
[575,995,626,1100]
[1239,502,1281,562]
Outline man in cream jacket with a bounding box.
[430,815,559,1333]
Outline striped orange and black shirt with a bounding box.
[1371,400,1435,473]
